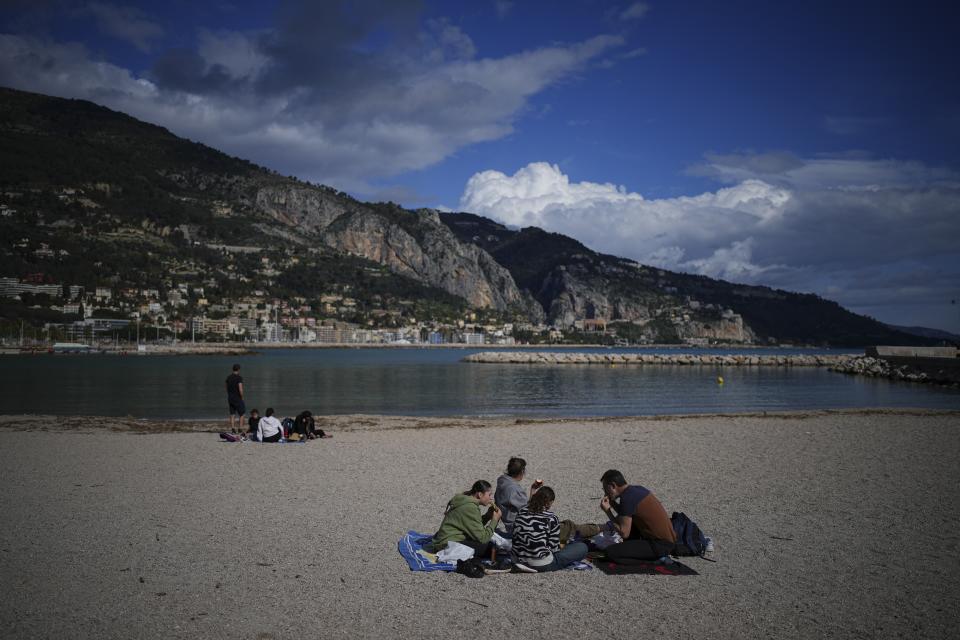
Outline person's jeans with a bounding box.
[536,542,589,572]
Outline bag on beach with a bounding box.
[670,512,708,557]
[280,417,294,438]
[455,558,485,579]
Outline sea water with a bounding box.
[1,347,957,419]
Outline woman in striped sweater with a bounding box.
[511,486,589,572]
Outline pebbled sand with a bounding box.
[1,410,959,639]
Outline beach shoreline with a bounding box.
[2,410,959,639]
[2,407,957,434]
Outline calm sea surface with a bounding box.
[1,347,957,419]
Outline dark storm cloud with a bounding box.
[0,0,624,191]
[83,2,163,52]
[150,48,236,94]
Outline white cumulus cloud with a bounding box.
[459,158,960,330]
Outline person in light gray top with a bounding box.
[495,457,543,534]
[256,407,284,443]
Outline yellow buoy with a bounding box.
[717,376,724,385]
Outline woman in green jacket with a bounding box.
[426,480,501,557]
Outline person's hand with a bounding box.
[491,504,501,520]
[531,478,544,492]
[600,495,611,512]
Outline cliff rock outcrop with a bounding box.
[247,184,540,316]
[538,263,654,326]
[254,185,351,233]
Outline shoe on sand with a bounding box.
[512,562,537,574]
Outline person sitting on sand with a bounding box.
[256,408,284,443]
[495,457,601,543]
[247,408,261,440]
[511,486,589,572]
[598,469,676,563]
[293,410,314,439]
[293,410,330,439]
[495,457,544,534]
[425,480,501,558]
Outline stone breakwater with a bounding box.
[830,355,960,386]
[463,352,853,367]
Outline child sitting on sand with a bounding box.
[246,409,260,441]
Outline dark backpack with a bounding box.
[455,558,485,578]
[670,511,708,557]
[280,417,295,438]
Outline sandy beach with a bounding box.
[1,409,959,639]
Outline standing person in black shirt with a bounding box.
[225,363,245,432]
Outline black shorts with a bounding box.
[228,398,246,416]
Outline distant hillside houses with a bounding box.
[0,276,64,298]
[2,270,743,347]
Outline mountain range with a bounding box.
[0,86,937,346]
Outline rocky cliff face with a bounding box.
[678,316,757,343]
[246,183,540,316]
[538,263,655,326]
[533,262,758,342]
[253,184,354,233]
[321,207,542,318]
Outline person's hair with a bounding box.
[506,457,526,477]
[299,410,312,419]
[527,486,555,513]
[232,363,241,372]
[265,407,275,417]
[600,469,627,487]
[464,480,492,496]
[250,408,259,416]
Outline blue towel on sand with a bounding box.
[398,531,593,572]
[398,531,456,572]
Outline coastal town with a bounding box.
[0,269,749,348]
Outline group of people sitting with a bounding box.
[425,457,700,572]
[232,409,330,442]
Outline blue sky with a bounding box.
[1,1,959,332]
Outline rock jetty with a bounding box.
[830,355,960,386]
[462,352,851,367]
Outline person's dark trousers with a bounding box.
[605,538,674,564]
[459,539,494,559]
[295,418,315,438]
[262,432,281,443]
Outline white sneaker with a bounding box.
[704,536,715,553]
[512,562,538,573]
